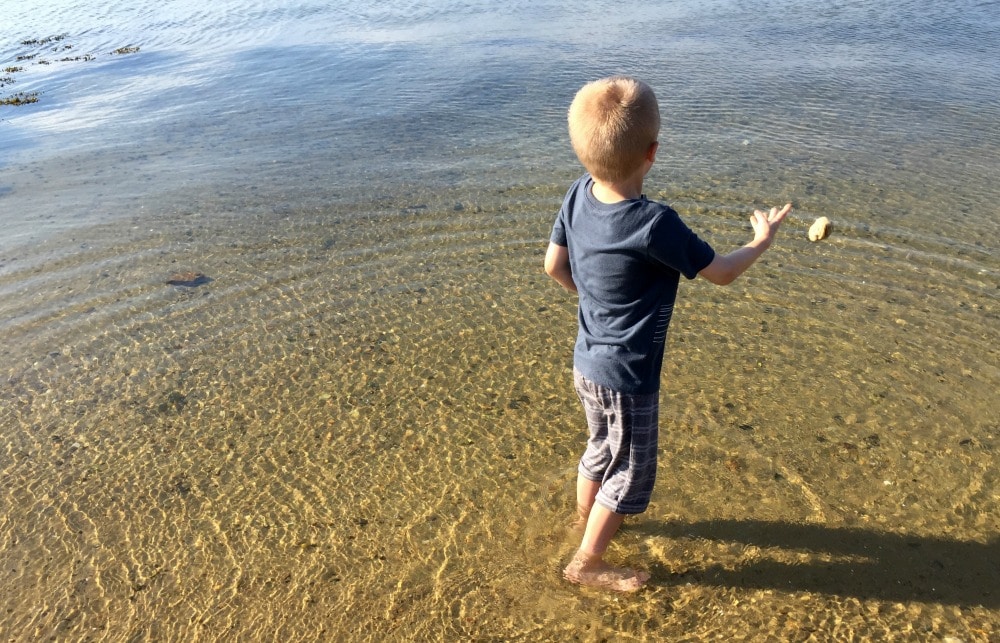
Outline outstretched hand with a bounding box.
[698,202,793,285]
[751,203,792,246]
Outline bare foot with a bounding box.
[563,553,650,592]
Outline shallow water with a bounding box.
[1,0,998,640]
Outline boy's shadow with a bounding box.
[637,519,999,607]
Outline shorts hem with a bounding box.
[594,494,648,515]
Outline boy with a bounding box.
[545,76,790,592]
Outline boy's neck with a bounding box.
[591,176,645,204]
[590,144,656,204]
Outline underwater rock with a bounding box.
[808,216,831,241]
[157,390,187,414]
[166,271,210,286]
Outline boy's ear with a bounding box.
[646,141,659,163]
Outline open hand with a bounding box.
[751,203,792,245]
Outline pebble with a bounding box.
[808,217,831,241]
[166,271,210,286]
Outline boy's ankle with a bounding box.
[570,549,602,568]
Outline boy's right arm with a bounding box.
[698,203,791,286]
[544,242,578,293]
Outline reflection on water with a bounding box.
[1,0,998,639]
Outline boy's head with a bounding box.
[568,76,660,183]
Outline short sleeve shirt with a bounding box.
[550,174,715,394]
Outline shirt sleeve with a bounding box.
[550,186,572,248]
[551,175,589,247]
[550,212,567,246]
[647,208,715,279]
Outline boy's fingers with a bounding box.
[755,203,792,223]
[761,203,791,224]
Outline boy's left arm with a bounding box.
[544,242,577,293]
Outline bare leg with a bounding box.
[563,502,650,592]
[572,475,602,530]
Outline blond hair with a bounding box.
[567,76,660,183]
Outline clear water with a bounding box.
[1,0,998,639]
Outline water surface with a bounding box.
[1,0,998,639]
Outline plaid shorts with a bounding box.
[574,369,659,515]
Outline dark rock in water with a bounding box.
[171,474,191,495]
[166,271,211,287]
[158,390,187,414]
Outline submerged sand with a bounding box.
[0,181,997,640]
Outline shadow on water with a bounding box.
[638,519,999,608]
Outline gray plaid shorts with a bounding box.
[574,368,659,515]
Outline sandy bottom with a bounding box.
[0,182,997,640]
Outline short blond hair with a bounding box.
[567,76,660,183]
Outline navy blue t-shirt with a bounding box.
[550,174,716,394]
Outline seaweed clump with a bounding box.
[2,34,141,107]
[0,92,38,106]
[20,34,68,46]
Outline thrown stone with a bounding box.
[808,216,831,241]
[166,271,210,286]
